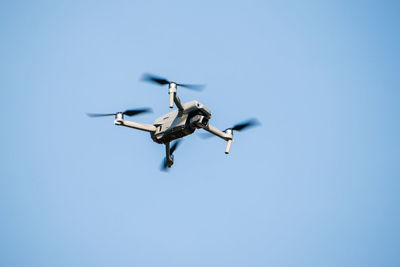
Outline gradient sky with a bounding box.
[1,1,400,266]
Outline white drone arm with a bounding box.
[114,113,156,133]
[174,93,184,111]
[203,124,233,154]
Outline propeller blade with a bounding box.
[87,113,115,117]
[170,140,181,155]
[141,73,205,91]
[123,108,152,117]
[141,73,170,85]
[160,158,168,171]
[231,119,260,131]
[87,107,152,118]
[178,83,205,91]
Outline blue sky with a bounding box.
[1,1,400,266]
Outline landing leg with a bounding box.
[165,143,174,168]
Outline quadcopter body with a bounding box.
[88,74,258,170]
[150,100,211,144]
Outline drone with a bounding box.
[88,73,259,170]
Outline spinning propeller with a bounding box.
[201,118,260,139]
[218,119,260,154]
[87,108,152,118]
[224,118,260,132]
[161,140,181,171]
[141,73,205,91]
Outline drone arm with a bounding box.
[115,118,156,133]
[165,142,173,164]
[174,93,184,111]
[168,83,184,111]
[204,124,233,154]
[203,124,230,140]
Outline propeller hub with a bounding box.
[169,82,177,94]
[114,112,124,125]
[115,112,124,120]
[225,128,233,139]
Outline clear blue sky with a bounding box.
[1,1,400,266]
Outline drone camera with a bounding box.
[189,114,209,129]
